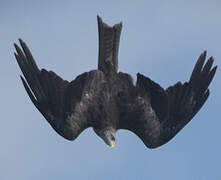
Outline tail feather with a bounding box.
[97,16,122,75]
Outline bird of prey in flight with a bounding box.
[14,16,217,148]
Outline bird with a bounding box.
[14,16,217,149]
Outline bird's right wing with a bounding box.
[119,51,217,148]
[14,39,104,140]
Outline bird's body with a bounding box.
[14,16,217,148]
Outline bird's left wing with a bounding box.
[119,51,217,148]
[14,39,100,140]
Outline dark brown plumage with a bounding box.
[14,16,217,148]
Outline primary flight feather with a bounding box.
[14,16,217,148]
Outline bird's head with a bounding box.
[94,127,116,148]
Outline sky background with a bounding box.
[1,0,221,179]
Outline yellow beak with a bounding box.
[110,141,116,148]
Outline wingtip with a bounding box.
[208,56,215,66]
[18,38,23,46]
[198,51,207,65]
[13,42,18,49]
[14,39,24,50]
[190,51,208,82]
[212,65,218,74]
[201,50,207,61]
[18,38,23,43]
[19,38,27,48]
[13,43,22,55]
[209,56,214,61]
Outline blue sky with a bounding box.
[1,0,220,179]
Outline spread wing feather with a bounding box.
[123,51,217,148]
[14,39,101,140]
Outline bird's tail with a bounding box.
[97,16,122,75]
